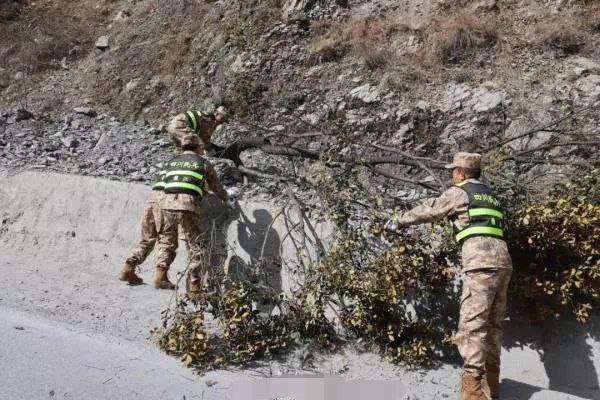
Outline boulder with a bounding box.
[348,84,381,104]
[73,107,97,117]
[282,0,315,19]
[575,75,600,98]
[95,36,109,50]
[471,88,505,112]
[14,109,33,122]
[568,56,600,76]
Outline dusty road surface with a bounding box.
[1,171,599,399]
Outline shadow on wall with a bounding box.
[503,316,600,399]
[202,197,283,313]
[229,208,282,313]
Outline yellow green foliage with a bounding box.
[157,169,599,372]
[506,169,600,323]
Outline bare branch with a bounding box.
[483,101,600,152]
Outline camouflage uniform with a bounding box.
[156,150,228,283]
[395,179,513,379]
[125,190,167,266]
[166,111,217,153]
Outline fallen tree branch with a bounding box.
[236,165,293,181]
[514,140,600,157]
[212,137,446,190]
[483,101,600,152]
[368,143,447,190]
[370,165,441,192]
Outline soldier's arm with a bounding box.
[204,162,228,201]
[395,186,468,227]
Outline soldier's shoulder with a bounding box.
[442,185,468,197]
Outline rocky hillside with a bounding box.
[2,1,599,190]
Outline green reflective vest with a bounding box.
[163,153,207,198]
[453,181,505,242]
[152,169,167,191]
[185,110,212,134]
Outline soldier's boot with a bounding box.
[461,374,490,400]
[485,364,500,399]
[119,262,143,285]
[153,267,176,290]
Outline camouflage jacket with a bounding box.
[167,113,216,152]
[395,179,513,271]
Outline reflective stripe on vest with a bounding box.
[186,111,199,132]
[468,208,503,218]
[454,181,505,243]
[164,181,203,197]
[455,226,503,242]
[166,170,204,181]
[163,153,207,198]
[152,170,167,191]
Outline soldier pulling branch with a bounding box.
[385,152,512,400]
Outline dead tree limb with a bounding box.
[483,101,600,152]
[369,143,447,190]
[212,137,446,191]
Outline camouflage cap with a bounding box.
[445,152,482,169]
[181,134,200,147]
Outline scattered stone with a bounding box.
[95,35,110,50]
[15,109,33,122]
[44,143,59,152]
[472,0,497,12]
[146,127,161,135]
[130,172,143,181]
[61,137,79,148]
[148,75,163,90]
[282,0,314,20]
[440,121,476,147]
[349,84,381,103]
[569,56,600,76]
[441,83,471,112]
[575,75,600,98]
[507,120,552,151]
[471,88,505,112]
[73,107,97,117]
[302,112,321,125]
[113,9,131,22]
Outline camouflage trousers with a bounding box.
[126,192,168,266]
[454,268,512,377]
[156,210,208,282]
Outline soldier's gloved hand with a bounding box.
[384,219,399,233]
[226,187,239,209]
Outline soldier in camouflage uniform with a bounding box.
[153,134,235,294]
[166,106,228,155]
[119,168,171,285]
[386,152,512,400]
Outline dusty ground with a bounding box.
[0,170,598,399]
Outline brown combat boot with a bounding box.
[153,267,176,290]
[485,364,500,399]
[119,262,143,285]
[461,374,489,400]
